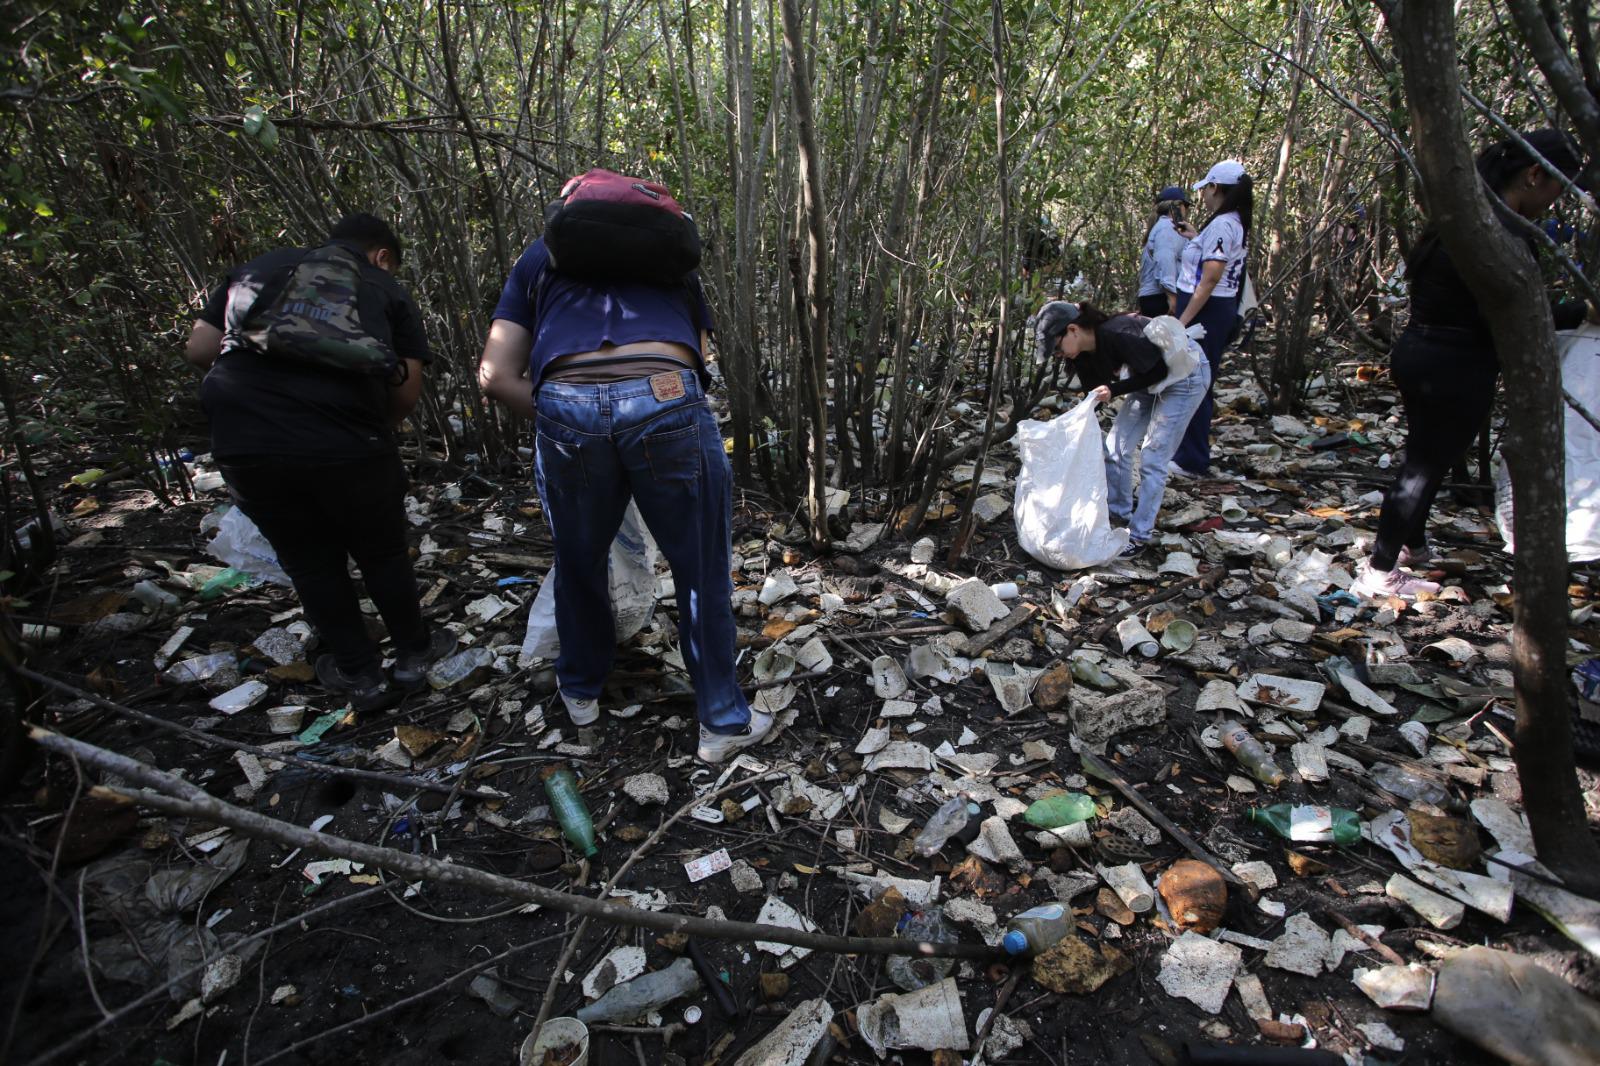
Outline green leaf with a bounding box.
[256,118,279,149]
[33,201,52,218]
[225,48,239,68]
[242,105,266,136]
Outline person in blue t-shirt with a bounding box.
[479,230,769,765]
[1137,186,1191,318]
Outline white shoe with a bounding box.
[1351,561,1439,601]
[1166,461,1196,479]
[560,690,600,726]
[696,711,774,764]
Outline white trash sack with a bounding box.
[205,506,292,586]
[1494,325,1600,562]
[1014,396,1129,570]
[520,501,660,665]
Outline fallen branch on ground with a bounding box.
[30,728,1005,963]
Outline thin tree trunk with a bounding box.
[1387,0,1600,894]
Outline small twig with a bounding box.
[75,870,112,1020]
[970,965,1024,1062]
[1323,909,1407,967]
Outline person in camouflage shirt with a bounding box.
[184,213,455,709]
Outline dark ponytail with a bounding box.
[1074,302,1113,331]
[1476,128,1581,194]
[1211,175,1254,236]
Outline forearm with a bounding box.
[479,319,536,419]
[484,372,535,419]
[1179,276,1220,326]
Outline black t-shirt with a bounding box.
[197,242,432,461]
[1071,314,1167,397]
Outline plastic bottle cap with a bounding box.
[1002,930,1028,955]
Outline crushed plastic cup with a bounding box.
[130,580,180,612]
[989,581,1020,600]
[520,1017,589,1066]
[1218,497,1247,522]
[1245,442,1282,460]
[1159,619,1197,653]
[266,706,306,734]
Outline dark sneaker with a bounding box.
[393,629,458,690]
[315,654,396,713]
[696,711,775,764]
[1119,540,1148,559]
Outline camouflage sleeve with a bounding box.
[197,273,232,328]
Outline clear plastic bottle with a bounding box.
[1219,720,1287,787]
[912,797,979,857]
[426,646,494,690]
[540,764,598,857]
[1370,763,1452,807]
[1001,903,1073,956]
[884,908,955,991]
[575,957,700,1023]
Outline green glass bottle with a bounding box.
[1023,792,1097,829]
[1247,803,1361,846]
[540,764,599,857]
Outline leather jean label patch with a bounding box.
[649,371,687,403]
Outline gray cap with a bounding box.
[1031,300,1079,364]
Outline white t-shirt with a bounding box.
[1178,211,1247,297]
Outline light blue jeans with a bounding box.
[1104,358,1212,543]
[534,371,751,733]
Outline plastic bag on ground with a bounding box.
[520,501,659,665]
[1014,397,1129,570]
[1494,324,1600,561]
[205,506,291,586]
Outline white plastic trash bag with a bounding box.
[520,501,660,665]
[1143,315,1204,395]
[1494,325,1600,562]
[205,506,292,586]
[1014,396,1130,570]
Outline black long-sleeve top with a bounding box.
[1069,313,1167,397]
[1407,225,1585,352]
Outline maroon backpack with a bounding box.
[542,169,702,286]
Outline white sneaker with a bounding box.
[1351,561,1439,601]
[1396,544,1435,570]
[560,690,600,726]
[1167,461,1196,479]
[696,711,775,764]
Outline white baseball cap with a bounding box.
[1193,159,1247,189]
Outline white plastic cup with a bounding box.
[1116,617,1159,658]
[989,581,1020,600]
[1245,443,1282,460]
[1218,496,1247,523]
[521,1017,589,1066]
[266,706,306,735]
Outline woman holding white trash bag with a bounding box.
[1033,301,1210,558]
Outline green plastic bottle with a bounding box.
[1023,792,1097,830]
[540,764,599,857]
[1248,803,1361,846]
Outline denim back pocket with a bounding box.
[643,422,702,482]
[536,428,588,492]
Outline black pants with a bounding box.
[1372,328,1499,570]
[1138,293,1171,318]
[219,453,428,674]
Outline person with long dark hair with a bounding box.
[1034,300,1211,557]
[1170,160,1253,476]
[1138,187,1193,317]
[1353,129,1589,599]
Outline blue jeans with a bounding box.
[1171,290,1239,474]
[1104,358,1212,543]
[534,371,751,733]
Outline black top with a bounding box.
[197,242,432,461]
[1070,314,1167,397]
[1407,226,1585,352]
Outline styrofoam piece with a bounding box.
[1238,673,1326,713]
[1386,874,1466,930]
[1158,932,1242,1014]
[1097,862,1154,913]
